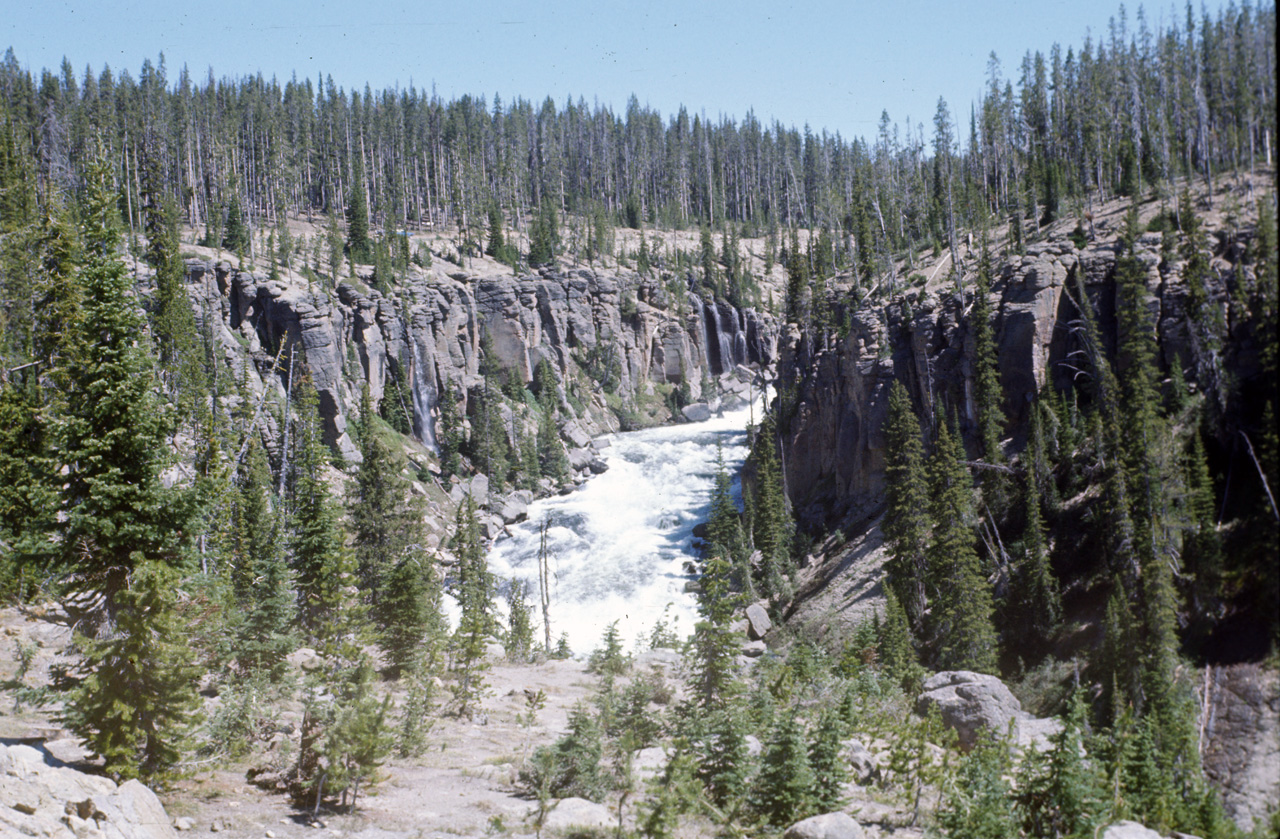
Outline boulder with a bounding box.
[682,402,712,422]
[563,421,593,449]
[745,602,772,640]
[0,744,177,839]
[497,495,528,524]
[915,670,1062,751]
[567,446,595,471]
[845,738,881,784]
[783,812,865,839]
[543,797,613,831]
[741,640,768,657]
[588,457,609,474]
[1100,822,1165,839]
[286,647,324,672]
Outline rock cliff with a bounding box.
[182,260,778,468]
[775,209,1256,529]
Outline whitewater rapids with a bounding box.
[470,394,765,657]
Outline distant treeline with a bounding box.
[0,2,1274,258]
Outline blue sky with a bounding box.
[6,1,1194,143]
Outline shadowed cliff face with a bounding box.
[774,216,1261,531]
[182,260,778,462]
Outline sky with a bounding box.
[5,0,1198,144]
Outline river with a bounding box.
[475,394,765,657]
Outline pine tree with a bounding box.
[1182,429,1222,612]
[451,497,494,717]
[230,439,294,677]
[927,420,998,673]
[749,414,790,600]
[697,702,753,811]
[289,376,356,648]
[877,587,921,691]
[1016,690,1105,839]
[142,167,203,414]
[347,155,371,263]
[322,657,393,811]
[706,441,745,564]
[1009,469,1060,656]
[57,151,194,625]
[883,380,931,630]
[350,385,424,607]
[222,192,249,256]
[971,247,1010,511]
[528,196,559,267]
[753,713,815,827]
[690,555,741,709]
[0,378,58,597]
[936,733,1017,839]
[435,379,464,479]
[380,550,445,677]
[505,578,535,662]
[808,707,850,812]
[57,560,200,781]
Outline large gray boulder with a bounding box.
[915,671,1062,751]
[783,812,865,839]
[0,743,177,839]
[681,402,712,422]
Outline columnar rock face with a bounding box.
[773,223,1248,528]
[184,261,778,462]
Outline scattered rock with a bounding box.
[783,811,865,839]
[745,602,772,640]
[741,640,768,657]
[175,817,195,831]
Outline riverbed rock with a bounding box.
[496,494,528,524]
[682,402,712,422]
[745,602,773,639]
[783,812,865,839]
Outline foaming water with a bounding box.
[476,395,763,657]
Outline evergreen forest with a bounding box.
[0,2,1276,837]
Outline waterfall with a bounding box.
[409,338,439,453]
[691,292,714,377]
